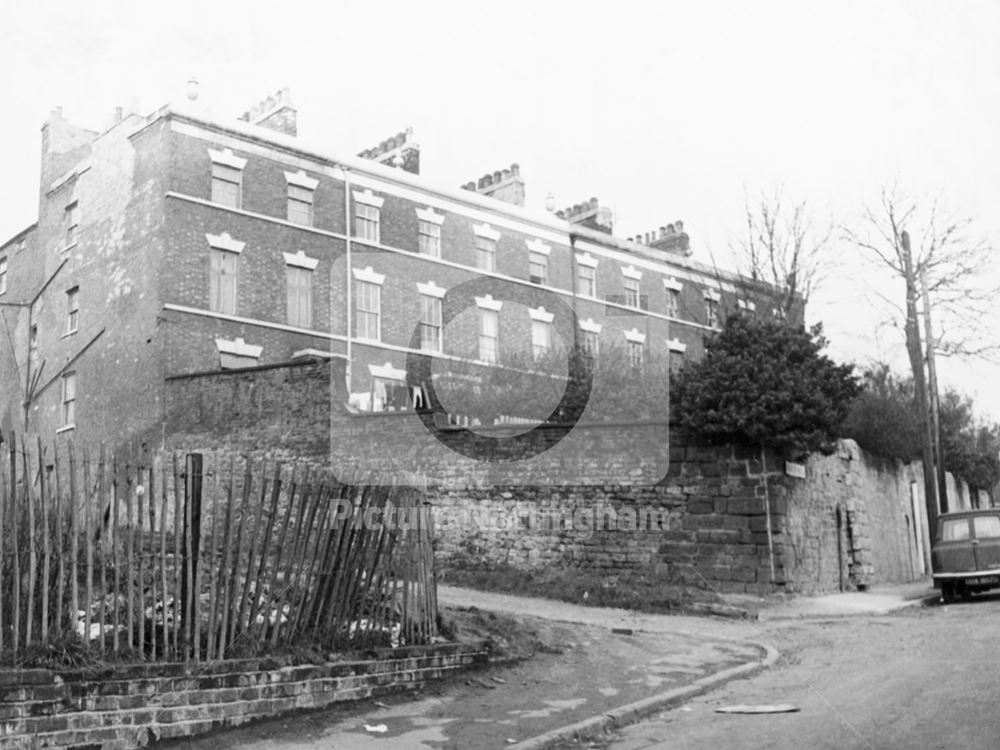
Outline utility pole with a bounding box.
[921,265,948,513]
[901,230,937,569]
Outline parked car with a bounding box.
[932,509,1000,603]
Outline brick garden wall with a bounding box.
[165,358,927,596]
[0,643,488,750]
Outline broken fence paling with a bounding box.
[0,434,438,663]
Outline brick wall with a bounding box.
[20,113,170,444]
[0,643,488,750]
[2,107,788,447]
[165,358,341,456]
[163,124,765,393]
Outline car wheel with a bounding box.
[959,586,974,601]
[942,583,957,604]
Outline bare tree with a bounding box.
[844,185,997,359]
[844,185,997,552]
[733,187,834,319]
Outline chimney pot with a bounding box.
[463,162,525,206]
[675,220,684,232]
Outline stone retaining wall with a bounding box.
[164,359,931,595]
[0,643,488,749]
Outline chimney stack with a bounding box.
[460,163,525,206]
[555,197,613,234]
[358,127,420,175]
[239,88,297,137]
[631,219,691,256]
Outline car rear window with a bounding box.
[974,515,1000,539]
[942,519,971,542]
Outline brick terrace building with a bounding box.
[0,87,791,446]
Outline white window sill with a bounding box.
[56,425,75,434]
[355,335,382,344]
[61,243,78,254]
[61,329,78,339]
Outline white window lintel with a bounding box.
[284,170,319,190]
[208,148,247,170]
[417,280,447,298]
[215,336,263,358]
[704,289,722,302]
[575,252,599,268]
[668,338,688,353]
[353,189,385,208]
[624,328,647,344]
[353,266,386,284]
[473,223,501,242]
[369,361,407,381]
[737,299,757,311]
[529,306,555,323]
[526,238,552,256]
[283,250,319,270]
[579,317,602,334]
[474,294,503,312]
[206,232,245,254]
[663,277,684,292]
[621,265,643,281]
[416,206,446,225]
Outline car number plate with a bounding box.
[968,576,1000,586]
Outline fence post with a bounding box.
[182,453,203,661]
[0,434,6,654]
[68,442,79,644]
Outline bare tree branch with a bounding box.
[731,186,834,319]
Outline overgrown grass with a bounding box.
[9,633,109,672]
[3,627,398,672]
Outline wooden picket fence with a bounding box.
[0,434,438,664]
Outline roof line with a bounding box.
[134,102,755,283]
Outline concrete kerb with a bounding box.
[509,641,780,750]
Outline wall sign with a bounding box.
[785,461,806,479]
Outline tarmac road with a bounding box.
[160,582,962,750]
[589,593,1000,750]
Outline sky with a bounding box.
[3,0,999,416]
